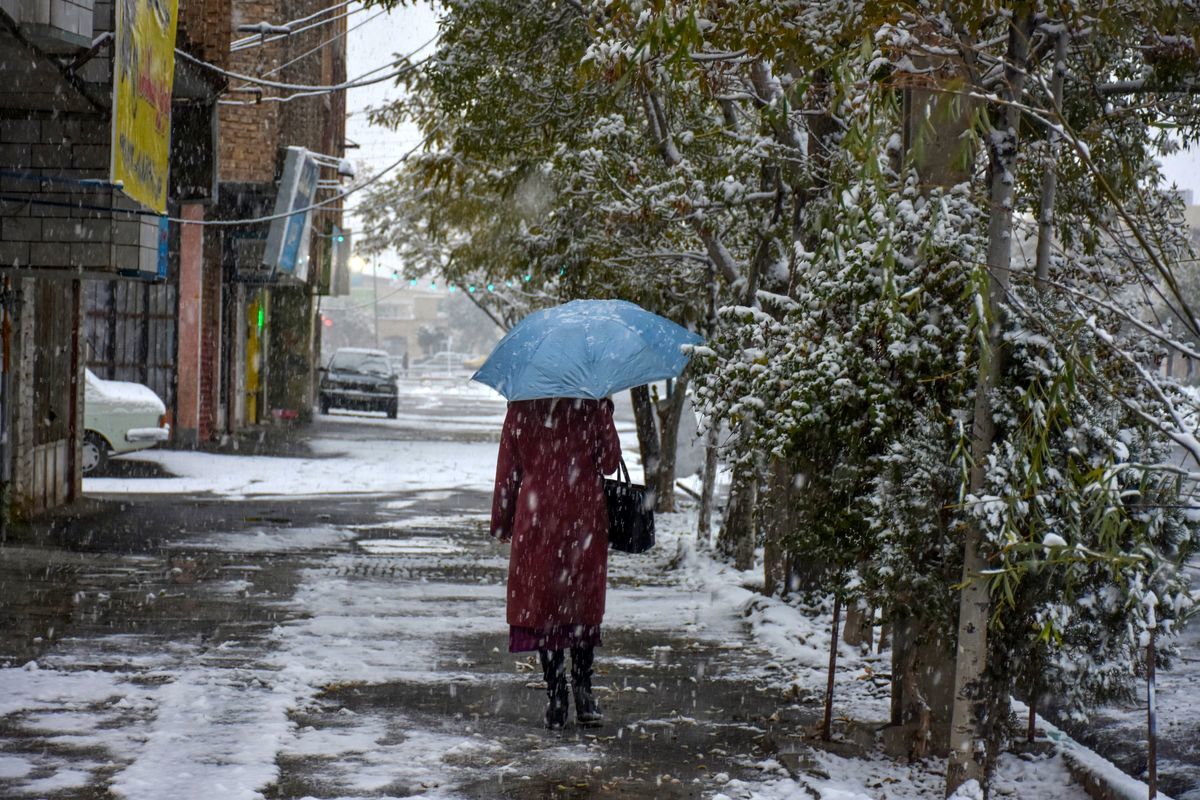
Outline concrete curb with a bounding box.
[1042,720,1171,800]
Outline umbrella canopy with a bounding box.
[472,300,703,401]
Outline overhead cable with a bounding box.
[216,55,431,104]
[176,47,424,93]
[230,0,358,50]
[261,8,388,78]
[0,129,433,226]
[166,130,431,226]
[231,6,364,53]
[231,0,354,46]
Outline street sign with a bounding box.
[111,0,180,213]
[262,147,319,282]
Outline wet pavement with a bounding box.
[3,380,1190,799]
[0,384,814,799]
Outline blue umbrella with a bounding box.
[472,300,703,401]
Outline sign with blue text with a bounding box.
[262,147,319,282]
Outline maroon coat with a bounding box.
[490,398,622,628]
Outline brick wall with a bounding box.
[0,116,161,275]
[178,0,233,68]
[218,0,346,185]
[218,0,282,184]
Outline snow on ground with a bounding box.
[0,513,1146,800]
[647,515,1152,800]
[85,437,499,498]
[17,382,1170,799]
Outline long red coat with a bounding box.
[490,398,622,628]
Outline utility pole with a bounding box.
[372,257,381,349]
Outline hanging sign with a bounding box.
[111,0,180,213]
[262,147,320,282]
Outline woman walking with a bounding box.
[490,396,623,729]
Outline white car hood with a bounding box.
[92,379,166,415]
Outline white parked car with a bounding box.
[83,370,170,474]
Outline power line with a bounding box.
[261,8,389,78]
[177,47,421,93]
[0,129,432,226]
[231,3,363,52]
[171,131,430,225]
[217,54,430,104]
[230,0,355,48]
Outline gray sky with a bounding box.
[344,2,438,265]
[1163,148,1200,203]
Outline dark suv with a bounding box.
[318,348,400,418]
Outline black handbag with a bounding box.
[604,458,655,553]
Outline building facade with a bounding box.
[211,0,347,431]
[0,0,224,515]
[0,0,347,519]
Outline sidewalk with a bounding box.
[0,391,1165,799]
[0,490,1100,800]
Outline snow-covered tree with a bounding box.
[360,1,1200,794]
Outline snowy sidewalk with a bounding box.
[0,494,1099,800]
[0,384,1152,799]
[0,484,799,798]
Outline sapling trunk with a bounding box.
[822,594,842,741]
[1027,692,1037,744]
[1148,627,1158,800]
[630,385,660,499]
[718,457,757,570]
[698,423,719,544]
[656,372,691,513]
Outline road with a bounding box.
[0,380,805,800]
[0,377,1190,799]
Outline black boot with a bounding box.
[570,646,603,726]
[539,649,568,730]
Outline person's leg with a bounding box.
[570,645,602,725]
[539,648,568,729]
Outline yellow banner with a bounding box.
[111,0,179,213]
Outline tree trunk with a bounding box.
[946,11,1033,797]
[885,614,955,760]
[656,372,691,513]
[1027,693,1037,744]
[843,600,873,650]
[822,594,842,741]
[1034,31,1068,290]
[762,456,793,596]
[718,457,757,570]
[630,385,661,502]
[1148,627,1158,800]
[698,422,720,545]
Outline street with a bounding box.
[0,382,809,800]
[0,380,1182,799]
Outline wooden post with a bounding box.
[698,423,719,544]
[822,594,842,741]
[1148,626,1157,800]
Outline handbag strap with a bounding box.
[617,456,631,485]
